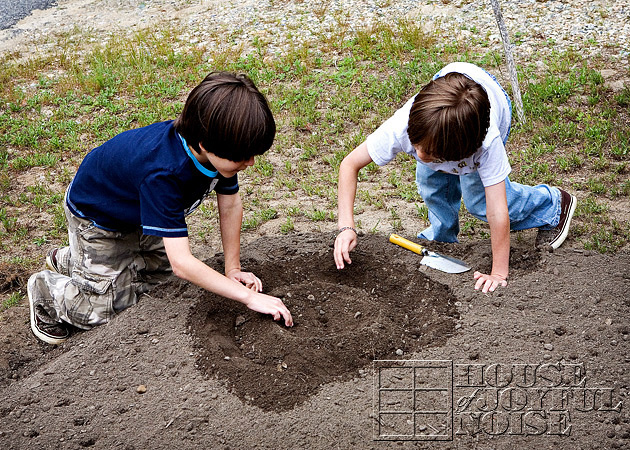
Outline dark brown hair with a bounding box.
[174,72,275,162]
[407,72,490,161]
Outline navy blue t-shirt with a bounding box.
[67,121,238,238]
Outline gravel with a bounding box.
[0,0,628,62]
[0,0,57,30]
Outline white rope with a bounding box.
[490,0,525,123]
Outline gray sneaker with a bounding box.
[27,277,69,345]
[536,189,577,250]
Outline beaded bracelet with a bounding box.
[338,226,357,235]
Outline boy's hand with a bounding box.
[227,269,293,326]
[473,271,508,293]
[244,292,294,327]
[227,269,263,292]
[334,229,358,269]
[162,237,292,325]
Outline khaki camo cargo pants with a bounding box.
[28,200,172,330]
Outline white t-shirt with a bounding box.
[366,62,512,187]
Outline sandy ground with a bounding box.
[0,0,238,54]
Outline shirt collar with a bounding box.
[178,134,218,178]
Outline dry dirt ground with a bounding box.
[0,231,629,449]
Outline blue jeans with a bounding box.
[415,163,562,243]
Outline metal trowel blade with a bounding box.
[420,250,471,274]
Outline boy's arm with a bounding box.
[216,192,262,292]
[163,236,293,326]
[473,180,510,293]
[334,141,374,269]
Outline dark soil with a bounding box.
[0,232,629,449]
[189,235,458,412]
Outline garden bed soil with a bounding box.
[0,232,629,449]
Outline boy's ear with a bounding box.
[195,142,206,155]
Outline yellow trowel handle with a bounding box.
[389,234,425,255]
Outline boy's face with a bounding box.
[413,144,437,163]
[198,143,255,177]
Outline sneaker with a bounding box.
[536,189,577,250]
[45,248,60,273]
[27,278,69,345]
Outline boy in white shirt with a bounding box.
[334,62,576,293]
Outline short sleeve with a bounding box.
[366,96,416,166]
[214,173,239,195]
[477,129,512,187]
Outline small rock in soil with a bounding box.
[554,326,567,336]
[235,315,247,327]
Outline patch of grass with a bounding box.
[615,86,630,107]
[280,216,295,234]
[511,60,628,250]
[253,157,274,177]
[582,223,629,253]
[1,292,23,311]
[11,152,60,170]
[308,209,334,221]
[576,196,608,216]
[570,196,630,252]
[33,235,49,246]
[415,204,429,224]
[242,208,278,231]
[358,190,385,209]
[556,152,584,172]
[0,208,18,233]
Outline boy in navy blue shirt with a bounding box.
[28,72,293,344]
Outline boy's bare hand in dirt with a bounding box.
[473,271,508,293]
[227,269,263,292]
[244,292,294,327]
[334,229,358,269]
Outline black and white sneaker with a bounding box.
[536,189,577,250]
[27,277,69,345]
[45,248,61,273]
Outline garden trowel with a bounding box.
[389,234,471,274]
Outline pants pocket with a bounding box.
[68,272,115,329]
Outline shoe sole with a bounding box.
[45,252,59,273]
[27,276,68,345]
[550,194,577,250]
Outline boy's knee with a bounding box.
[462,195,488,222]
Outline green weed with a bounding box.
[280,216,295,234]
[1,292,23,311]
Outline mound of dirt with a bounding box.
[188,235,458,411]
